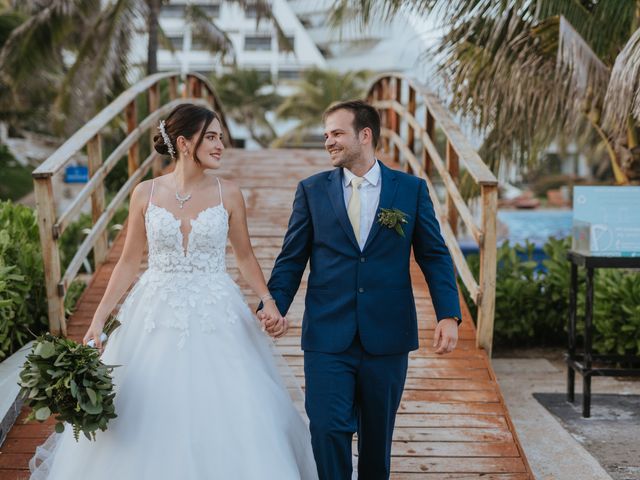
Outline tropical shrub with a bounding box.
[0,200,127,360]
[0,201,47,359]
[462,237,640,354]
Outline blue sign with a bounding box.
[64,165,89,183]
[572,186,640,256]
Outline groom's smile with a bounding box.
[323,109,370,171]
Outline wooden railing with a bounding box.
[32,72,233,337]
[366,73,499,355]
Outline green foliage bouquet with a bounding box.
[18,334,118,441]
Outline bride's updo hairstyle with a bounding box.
[153,103,220,166]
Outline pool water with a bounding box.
[497,210,572,246]
[459,210,573,265]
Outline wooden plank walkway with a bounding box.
[0,149,533,479]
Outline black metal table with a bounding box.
[566,250,640,417]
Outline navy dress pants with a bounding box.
[304,334,409,480]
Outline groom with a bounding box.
[260,100,461,480]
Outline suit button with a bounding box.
[360,257,366,262]
[358,287,365,293]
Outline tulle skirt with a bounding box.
[29,270,318,480]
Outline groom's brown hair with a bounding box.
[323,100,380,149]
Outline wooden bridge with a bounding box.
[0,72,534,478]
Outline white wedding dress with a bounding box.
[29,179,318,480]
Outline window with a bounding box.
[167,36,183,50]
[278,36,295,52]
[245,4,259,18]
[244,36,272,51]
[160,5,186,18]
[278,69,301,80]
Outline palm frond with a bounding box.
[185,4,235,63]
[0,0,98,83]
[54,0,143,133]
[275,68,369,147]
[557,15,609,107]
[211,68,281,146]
[603,26,640,136]
[437,11,587,168]
[0,9,24,47]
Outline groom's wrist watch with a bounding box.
[442,316,461,326]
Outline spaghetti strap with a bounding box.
[148,179,155,206]
[216,177,223,207]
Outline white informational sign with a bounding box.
[572,186,640,256]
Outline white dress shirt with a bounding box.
[342,160,382,250]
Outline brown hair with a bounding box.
[153,103,220,165]
[323,99,380,148]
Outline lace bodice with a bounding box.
[145,202,228,274]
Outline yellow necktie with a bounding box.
[347,176,365,241]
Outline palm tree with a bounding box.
[211,69,280,148]
[0,1,265,135]
[330,0,640,184]
[273,68,370,147]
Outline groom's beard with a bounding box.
[330,145,363,170]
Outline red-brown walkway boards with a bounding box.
[0,149,533,479]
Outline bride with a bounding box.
[29,104,318,479]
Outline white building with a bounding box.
[157,0,326,80]
[287,0,436,75]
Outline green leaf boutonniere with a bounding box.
[377,208,410,237]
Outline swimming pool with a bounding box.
[459,209,572,258]
[497,210,572,246]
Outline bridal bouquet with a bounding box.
[18,333,118,441]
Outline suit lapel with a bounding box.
[327,168,360,251]
[362,161,399,252]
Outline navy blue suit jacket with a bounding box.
[267,160,461,355]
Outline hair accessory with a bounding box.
[158,120,175,159]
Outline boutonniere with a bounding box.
[377,208,410,237]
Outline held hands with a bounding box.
[433,317,459,355]
[257,301,288,338]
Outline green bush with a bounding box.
[593,270,640,355]
[0,200,127,360]
[462,237,640,355]
[0,201,48,359]
[463,240,559,347]
[0,145,33,201]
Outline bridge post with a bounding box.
[33,177,66,335]
[392,78,401,166]
[126,101,139,177]
[423,109,434,177]
[186,75,199,98]
[148,83,162,177]
[477,183,498,355]
[380,77,390,154]
[193,78,203,98]
[445,141,459,236]
[87,134,108,267]
[169,76,178,100]
[407,87,416,159]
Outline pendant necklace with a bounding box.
[174,174,192,209]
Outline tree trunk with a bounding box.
[147,0,160,75]
[588,115,629,184]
